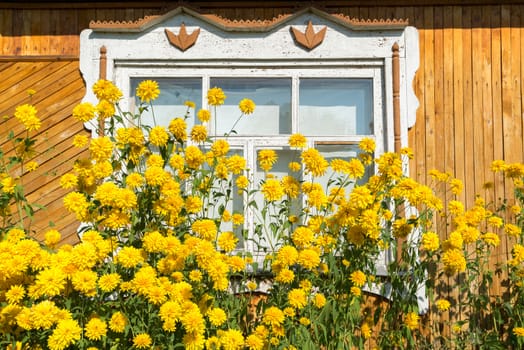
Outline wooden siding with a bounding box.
[0,59,91,245]
[0,4,523,257]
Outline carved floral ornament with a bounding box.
[291,21,327,50]
[163,21,327,52]
[165,23,200,52]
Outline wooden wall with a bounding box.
[0,3,523,260]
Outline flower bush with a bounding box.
[0,80,523,349]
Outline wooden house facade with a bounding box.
[0,0,523,282]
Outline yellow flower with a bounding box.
[185,145,205,169]
[85,318,107,341]
[44,229,61,248]
[185,100,196,109]
[288,161,301,172]
[72,134,89,147]
[263,307,285,327]
[361,322,372,339]
[25,160,38,172]
[350,270,366,287]
[27,88,36,96]
[1,176,17,194]
[126,172,144,188]
[276,245,298,266]
[482,232,500,247]
[442,248,467,274]
[288,288,307,309]
[505,223,521,238]
[5,285,25,304]
[299,317,311,326]
[421,231,439,252]
[359,137,375,153]
[133,333,153,349]
[450,178,463,195]
[93,79,122,103]
[98,273,121,292]
[435,299,451,312]
[275,269,295,284]
[297,249,320,270]
[96,99,115,119]
[47,319,82,350]
[232,213,244,226]
[291,226,314,248]
[89,136,113,161]
[258,149,278,172]
[207,87,226,106]
[207,307,227,327]
[301,148,328,177]
[72,102,96,122]
[109,312,127,333]
[513,327,524,337]
[350,286,361,296]
[246,281,258,291]
[220,329,244,350]
[404,311,419,330]
[136,80,160,102]
[236,175,249,190]
[313,293,326,308]
[245,334,264,350]
[169,117,188,141]
[218,231,238,252]
[116,246,144,268]
[239,98,255,114]
[262,179,284,202]
[491,159,506,172]
[190,124,208,143]
[72,269,98,296]
[15,104,41,131]
[149,126,169,147]
[288,133,307,148]
[197,108,211,122]
[192,219,217,240]
[34,268,67,297]
[227,154,246,175]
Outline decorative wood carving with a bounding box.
[89,6,408,32]
[291,21,326,50]
[165,24,200,52]
[392,42,401,154]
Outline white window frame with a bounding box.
[79,6,422,306]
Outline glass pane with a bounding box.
[131,78,202,128]
[315,144,371,193]
[209,78,292,135]
[299,78,373,136]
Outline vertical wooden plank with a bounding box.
[453,7,466,206]
[39,9,51,56]
[491,6,504,207]
[471,6,485,202]
[443,5,454,214]
[462,7,475,209]
[481,6,495,207]
[30,10,42,54]
[12,9,23,55]
[424,6,435,187]
[21,9,31,55]
[48,9,59,55]
[0,9,13,55]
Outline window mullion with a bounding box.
[291,74,300,134]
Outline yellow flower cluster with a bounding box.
[4,81,524,350]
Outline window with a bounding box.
[79,6,419,275]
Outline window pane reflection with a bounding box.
[210,78,292,135]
